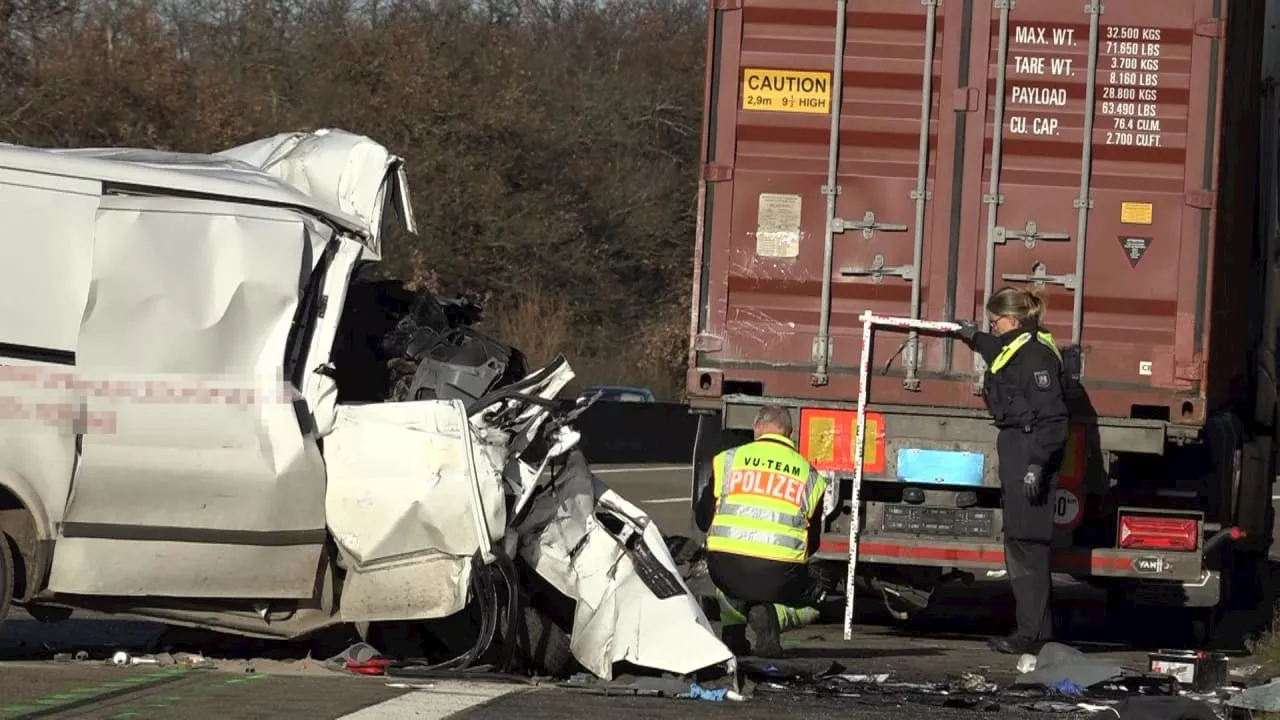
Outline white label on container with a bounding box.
[756,193,802,258]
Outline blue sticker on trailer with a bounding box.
[895,448,985,487]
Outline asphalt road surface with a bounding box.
[0,462,1271,720]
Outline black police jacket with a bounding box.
[965,324,1070,469]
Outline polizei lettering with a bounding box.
[746,73,829,95]
[1010,86,1067,106]
[726,469,806,506]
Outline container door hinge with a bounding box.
[702,164,734,182]
[1185,190,1216,210]
[954,87,981,112]
[1176,357,1204,382]
[692,333,725,353]
[1195,19,1225,38]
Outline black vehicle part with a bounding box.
[387,547,520,674]
[330,268,530,404]
[508,594,575,677]
[386,290,528,405]
[593,513,684,600]
[407,329,526,408]
[0,532,12,626]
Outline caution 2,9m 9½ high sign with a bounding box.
[741,68,833,114]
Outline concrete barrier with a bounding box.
[565,401,698,465]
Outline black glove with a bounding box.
[1023,464,1046,505]
[953,319,978,342]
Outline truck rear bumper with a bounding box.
[816,535,1205,582]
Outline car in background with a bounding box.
[578,385,656,403]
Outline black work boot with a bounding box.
[746,605,784,657]
[987,634,1043,655]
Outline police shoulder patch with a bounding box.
[1033,369,1051,390]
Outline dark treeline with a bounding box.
[0,0,708,396]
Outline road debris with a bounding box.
[1147,650,1228,691]
[1084,695,1220,719]
[1013,643,1130,691]
[1229,677,1280,713]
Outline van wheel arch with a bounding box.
[0,484,47,605]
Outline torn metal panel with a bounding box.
[519,451,734,680]
[0,144,369,237]
[218,129,417,259]
[325,400,504,622]
[298,237,368,438]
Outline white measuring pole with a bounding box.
[842,312,961,641]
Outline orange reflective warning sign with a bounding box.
[1056,424,1087,492]
[799,408,885,474]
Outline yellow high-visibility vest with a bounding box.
[990,330,1062,374]
[707,433,826,564]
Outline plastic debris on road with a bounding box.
[1229,677,1280,712]
[1083,695,1220,719]
[1051,678,1085,696]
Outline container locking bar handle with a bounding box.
[812,0,851,387]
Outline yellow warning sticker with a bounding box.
[1120,201,1153,225]
[742,68,832,114]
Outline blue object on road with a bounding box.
[1052,678,1085,696]
[679,683,728,701]
[895,448,985,487]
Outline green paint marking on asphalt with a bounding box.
[0,668,190,716]
[0,668,275,717]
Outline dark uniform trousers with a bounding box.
[971,324,1070,646]
[999,428,1056,644]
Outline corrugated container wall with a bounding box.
[689,0,1274,431]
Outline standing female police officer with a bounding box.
[954,287,1070,655]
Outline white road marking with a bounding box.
[593,465,691,474]
[640,496,689,505]
[336,680,525,720]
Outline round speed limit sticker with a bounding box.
[1052,488,1081,527]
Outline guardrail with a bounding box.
[561,401,698,465]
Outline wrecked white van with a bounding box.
[0,130,732,680]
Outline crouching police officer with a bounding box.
[693,405,828,657]
[953,287,1070,655]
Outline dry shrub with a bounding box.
[623,299,689,401]
[486,284,581,370]
[1247,605,1280,681]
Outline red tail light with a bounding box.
[1119,515,1198,551]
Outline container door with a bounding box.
[964,0,1217,403]
[700,0,960,389]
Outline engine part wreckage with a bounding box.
[0,129,734,680]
